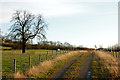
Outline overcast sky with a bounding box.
[0,0,118,48]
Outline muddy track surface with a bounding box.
[51,54,84,78]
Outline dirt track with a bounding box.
[51,54,84,78]
[78,54,92,78]
[51,52,93,79]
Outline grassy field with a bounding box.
[2,49,69,78]
[1,46,12,50]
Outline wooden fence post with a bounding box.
[113,52,114,57]
[116,52,117,58]
[56,50,57,55]
[14,59,16,73]
[39,54,41,63]
[117,52,119,58]
[46,51,48,60]
[52,50,53,59]
[60,50,61,54]
[118,52,120,59]
[29,55,31,68]
[118,52,119,59]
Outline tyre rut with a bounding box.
[51,53,84,78]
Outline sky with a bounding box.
[0,0,119,48]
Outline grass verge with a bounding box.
[91,51,119,78]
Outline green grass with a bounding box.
[1,46,12,50]
[2,49,69,78]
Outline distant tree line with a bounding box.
[105,44,120,52]
[97,44,120,52]
[2,38,89,50]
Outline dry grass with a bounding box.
[96,51,118,64]
[54,51,85,61]
[26,60,53,77]
[92,51,119,78]
[14,51,87,78]
[14,72,27,78]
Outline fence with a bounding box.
[91,51,120,78]
[107,51,120,59]
[13,50,71,74]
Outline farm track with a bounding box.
[51,53,84,78]
[78,54,92,79]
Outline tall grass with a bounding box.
[91,51,119,78]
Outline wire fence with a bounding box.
[107,51,120,59]
[13,50,71,74]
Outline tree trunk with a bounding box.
[22,42,26,53]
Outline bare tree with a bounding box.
[9,10,47,53]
